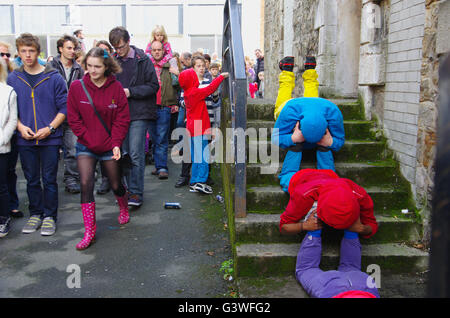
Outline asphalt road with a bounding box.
[0,157,232,298]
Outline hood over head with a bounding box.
[317,179,360,229]
[179,68,199,91]
[300,111,328,144]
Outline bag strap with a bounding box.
[80,79,111,136]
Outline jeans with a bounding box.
[7,133,19,212]
[177,106,186,128]
[190,135,210,184]
[0,153,10,218]
[122,120,151,199]
[148,107,171,173]
[62,122,79,185]
[18,145,60,220]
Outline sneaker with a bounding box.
[40,217,56,236]
[96,177,111,195]
[128,194,143,207]
[175,176,190,188]
[193,182,213,195]
[189,183,199,193]
[158,171,169,180]
[65,182,81,194]
[279,56,295,72]
[0,217,11,238]
[10,210,24,218]
[22,216,43,234]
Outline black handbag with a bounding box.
[80,79,132,169]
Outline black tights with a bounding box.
[77,156,126,203]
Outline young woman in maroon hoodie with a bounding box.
[67,47,130,250]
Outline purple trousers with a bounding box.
[295,235,380,298]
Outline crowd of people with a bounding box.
[0,25,231,250]
[245,48,264,99]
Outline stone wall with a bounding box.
[416,0,449,244]
[263,0,319,101]
[263,0,285,101]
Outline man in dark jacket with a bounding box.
[50,34,84,194]
[109,27,159,208]
[254,49,264,98]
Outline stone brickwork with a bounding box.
[383,0,425,188]
[416,0,448,244]
[263,0,318,101]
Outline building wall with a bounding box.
[382,0,426,190]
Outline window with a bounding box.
[0,5,13,35]
[78,5,124,35]
[186,5,223,35]
[19,5,68,35]
[128,5,181,37]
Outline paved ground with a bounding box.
[0,157,233,298]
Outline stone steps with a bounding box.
[236,213,421,245]
[247,140,391,163]
[243,161,401,187]
[230,98,427,294]
[247,119,377,140]
[247,99,363,121]
[236,242,429,277]
[245,185,411,213]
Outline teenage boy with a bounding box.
[50,34,84,194]
[178,57,228,194]
[7,33,67,236]
[109,27,159,208]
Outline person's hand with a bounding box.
[124,88,130,98]
[171,105,179,113]
[18,124,36,140]
[221,72,229,79]
[112,147,121,161]
[34,127,52,141]
[302,211,323,231]
[291,122,305,144]
[317,128,333,148]
[169,66,179,76]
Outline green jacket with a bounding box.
[160,62,179,107]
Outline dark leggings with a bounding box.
[77,156,126,203]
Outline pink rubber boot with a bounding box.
[76,202,96,250]
[116,194,130,225]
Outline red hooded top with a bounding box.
[178,68,225,137]
[67,73,130,154]
[280,169,378,239]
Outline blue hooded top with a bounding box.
[272,97,345,152]
[7,64,67,146]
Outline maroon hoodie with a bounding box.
[67,73,130,154]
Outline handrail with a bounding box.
[221,0,247,218]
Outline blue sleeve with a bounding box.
[327,107,345,152]
[271,126,294,148]
[54,75,68,116]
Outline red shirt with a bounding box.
[179,68,224,137]
[67,73,130,154]
[279,169,378,239]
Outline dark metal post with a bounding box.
[221,0,247,219]
[428,53,450,297]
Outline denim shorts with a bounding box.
[75,142,114,161]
